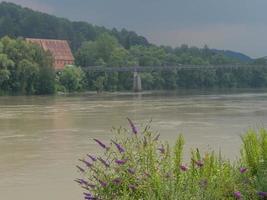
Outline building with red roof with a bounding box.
[26,38,74,70]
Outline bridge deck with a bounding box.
[82,65,267,72]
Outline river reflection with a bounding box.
[1,89,267,200]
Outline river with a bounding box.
[1,89,267,200]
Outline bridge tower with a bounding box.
[133,71,142,92]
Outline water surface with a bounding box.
[1,89,267,200]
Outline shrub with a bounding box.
[76,120,267,200]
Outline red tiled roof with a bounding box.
[26,38,74,70]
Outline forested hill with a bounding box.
[0,2,253,64]
[211,50,252,62]
[0,2,149,50]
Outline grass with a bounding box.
[76,120,267,200]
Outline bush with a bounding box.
[76,121,267,200]
[58,65,85,92]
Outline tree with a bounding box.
[95,33,119,62]
[75,41,98,67]
[108,47,137,67]
[0,36,55,94]
[17,59,38,94]
[93,76,106,93]
[0,53,13,87]
[59,66,85,92]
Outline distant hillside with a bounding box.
[212,49,252,62]
[0,2,149,50]
[0,2,252,63]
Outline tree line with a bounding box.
[1,35,267,95]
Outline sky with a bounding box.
[2,0,267,58]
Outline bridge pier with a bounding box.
[133,72,142,92]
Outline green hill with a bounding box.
[0,2,149,50]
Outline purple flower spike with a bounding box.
[196,160,204,167]
[76,165,85,173]
[234,191,242,199]
[154,134,160,141]
[74,179,83,185]
[84,192,91,197]
[129,184,137,190]
[158,145,165,154]
[115,159,127,165]
[76,179,96,189]
[127,168,135,175]
[111,140,125,153]
[79,159,93,167]
[93,139,108,150]
[84,195,97,200]
[99,180,107,187]
[112,178,122,185]
[87,154,97,162]
[180,165,188,172]
[257,191,267,198]
[98,157,110,168]
[239,167,247,174]
[127,118,138,134]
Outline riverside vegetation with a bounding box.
[2,35,267,95]
[76,119,267,200]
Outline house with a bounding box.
[26,38,74,70]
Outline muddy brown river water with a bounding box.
[1,89,267,200]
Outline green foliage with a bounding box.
[93,76,106,93]
[0,36,55,94]
[76,124,267,200]
[241,129,267,193]
[58,65,85,92]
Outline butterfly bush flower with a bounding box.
[87,154,97,162]
[79,159,93,167]
[99,180,107,187]
[111,140,125,153]
[98,157,110,168]
[127,168,135,175]
[76,165,85,173]
[115,159,127,165]
[257,191,267,198]
[153,133,160,141]
[93,139,109,150]
[195,160,204,167]
[75,179,96,188]
[112,178,122,185]
[84,193,92,199]
[129,184,137,190]
[127,118,138,134]
[75,178,87,185]
[94,176,108,187]
[84,193,97,200]
[158,145,165,154]
[239,167,247,174]
[180,164,188,172]
[234,191,242,199]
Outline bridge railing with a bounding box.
[82,64,267,72]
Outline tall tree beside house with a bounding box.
[0,36,55,94]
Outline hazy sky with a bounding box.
[2,0,267,58]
